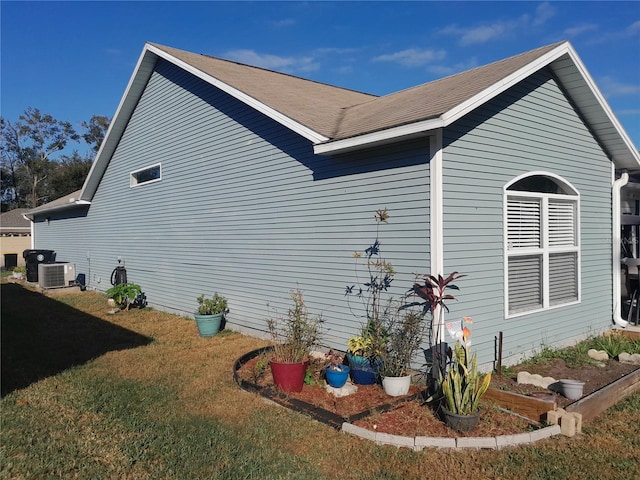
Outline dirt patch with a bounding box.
[235,349,639,438]
[492,358,639,408]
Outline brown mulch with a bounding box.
[235,351,639,438]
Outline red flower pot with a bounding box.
[269,359,308,393]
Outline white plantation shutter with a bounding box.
[549,201,576,246]
[506,175,579,316]
[549,252,578,305]
[507,198,541,249]
[508,255,543,313]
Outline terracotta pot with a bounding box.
[270,359,308,393]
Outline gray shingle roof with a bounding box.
[334,42,564,140]
[0,208,30,231]
[150,44,377,139]
[152,42,563,142]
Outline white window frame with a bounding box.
[503,172,581,318]
[130,163,162,187]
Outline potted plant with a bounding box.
[12,265,26,279]
[410,271,465,396]
[345,208,393,384]
[440,317,492,432]
[194,293,228,337]
[267,289,323,393]
[106,282,142,311]
[379,308,426,396]
[324,349,349,388]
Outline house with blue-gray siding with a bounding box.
[26,41,640,369]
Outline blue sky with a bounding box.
[2,1,639,151]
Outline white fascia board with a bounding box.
[314,118,442,155]
[442,42,639,168]
[80,45,158,202]
[560,45,640,168]
[23,199,92,220]
[146,44,328,144]
[441,43,574,126]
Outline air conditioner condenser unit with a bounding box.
[38,263,76,289]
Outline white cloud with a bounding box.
[584,20,640,44]
[271,18,296,28]
[532,2,555,27]
[438,2,556,45]
[373,48,446,67]
[439,20,519,46]
[626,20,640,35]
[223,49,319,73]
[599,76,640,98]
[564,23,598,37]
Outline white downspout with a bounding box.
[613,172,629,328]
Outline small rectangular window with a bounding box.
[131,163,161,187]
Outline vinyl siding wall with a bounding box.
[442,68,613,368]
[34,59,431,349]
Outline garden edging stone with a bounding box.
[342,422,563,450]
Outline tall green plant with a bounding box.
[267,289,323,363]
[441,327,492,415]
[345,208,393,359]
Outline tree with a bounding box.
[1,109,111,210]
[0,108,80,208]
[48,152,92,201]
[81,115,110,152]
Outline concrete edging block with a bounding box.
[496,432,532,449]
[455,436,497,449]
[375,431,415,449]
[530,424,561,442]
[414,436,457,450]
[341,422,376,441]
[342,422,564,450]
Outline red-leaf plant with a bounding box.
[409,272,466,395]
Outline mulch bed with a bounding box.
[234,348,539,437]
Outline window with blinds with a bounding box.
[505,174,579,316]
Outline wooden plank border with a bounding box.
[566,367,640,422]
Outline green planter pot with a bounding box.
[194,313,223,337]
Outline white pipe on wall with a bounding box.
[613,172,629,328]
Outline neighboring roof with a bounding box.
[32,40,640,216]
[0,208,30,232]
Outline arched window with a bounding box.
[504,173,580,316]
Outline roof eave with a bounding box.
[315,42,640,168]
[314,118,443,155]
[79,43,329,202]
[24,200,91,221]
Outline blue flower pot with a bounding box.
[346,353,382,385]
[325,366,350,388]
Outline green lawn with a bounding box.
[1,282,639,479]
